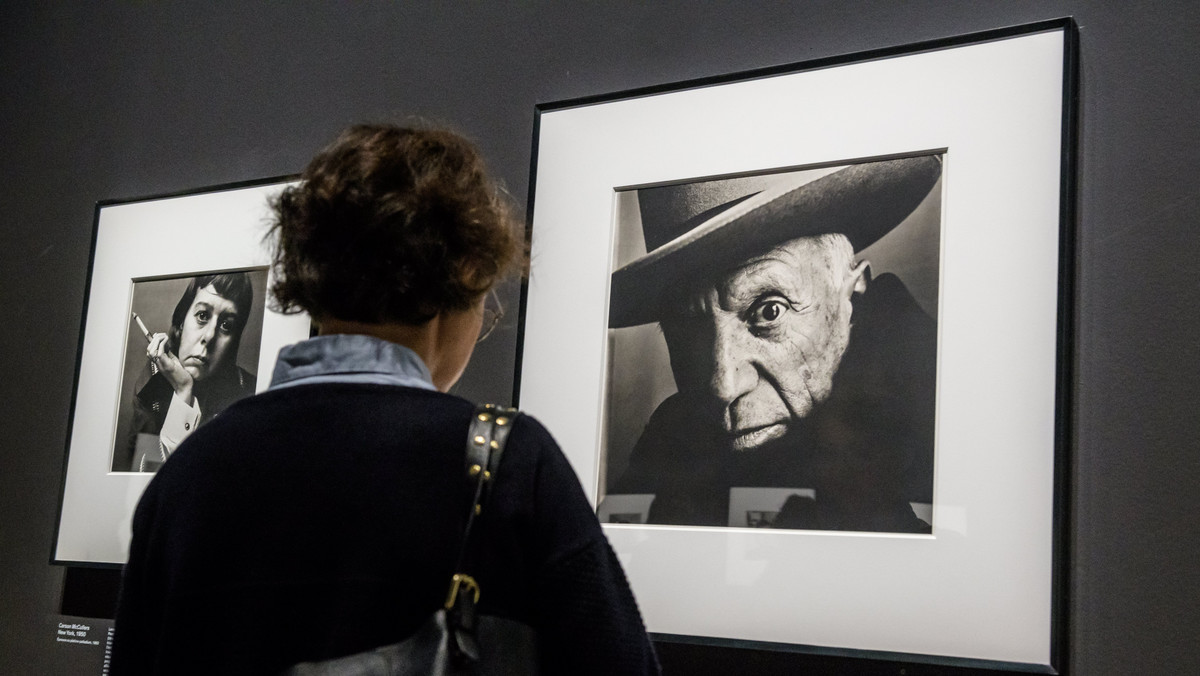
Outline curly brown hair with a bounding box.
[269,123,522,325]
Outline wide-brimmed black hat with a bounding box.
[608,154,942,328]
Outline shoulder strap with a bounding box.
[464,403,520,508]
[444,403,521,665]
[447,404,521,602]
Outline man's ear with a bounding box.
[846,260,870,298]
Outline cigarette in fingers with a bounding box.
[132,312,153,343]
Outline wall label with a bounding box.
[55,621,100,646]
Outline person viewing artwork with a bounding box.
[601,154,943,534]
[114,270,265,473]
[111,123,660,674]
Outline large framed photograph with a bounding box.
[54,178,312,565]
[519,20,1076,672]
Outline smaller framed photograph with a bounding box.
[53,178,312,566]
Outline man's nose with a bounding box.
[708,317,756,405]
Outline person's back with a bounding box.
[111,124,659,675]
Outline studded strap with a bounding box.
[451,404,521,588]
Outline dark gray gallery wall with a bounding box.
[2,2,1198,673]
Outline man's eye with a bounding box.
[749,299,788,325]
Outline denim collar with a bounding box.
[269,333,436,391]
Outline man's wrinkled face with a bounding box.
[177,285,240,382]
[660,235,864,452]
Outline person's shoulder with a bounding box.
[508,410,555,445]
[506,410,580,473]
[502,410,607,559]
[487,408,591,497]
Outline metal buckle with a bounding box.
[445,573,481,609]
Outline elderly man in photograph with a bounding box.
[609,155,942,533]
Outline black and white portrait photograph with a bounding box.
[111,268,268,473]
[522,26,1069,662]
[56,178,312,565]
[599,154,944,533]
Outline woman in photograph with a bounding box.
[128,272,257,472]
[112,123,660,674]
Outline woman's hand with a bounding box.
[147,333,195,406]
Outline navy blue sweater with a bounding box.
[111,383,659,674]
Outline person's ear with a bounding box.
[846,260,870,299]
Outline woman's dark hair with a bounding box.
[167,272,254,367]
[268,123,523,325]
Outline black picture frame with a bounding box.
[52,176,313,566]
[516,18,1077,674]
